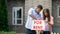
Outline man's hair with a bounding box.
[37,5,43,10]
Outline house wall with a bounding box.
[7,0,60,33]
[7,0,25,33]
[25,0,52,22]
[25,0,52,32]
[52,0,60,32]
[25,0,60,32]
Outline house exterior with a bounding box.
[7,0,60,33]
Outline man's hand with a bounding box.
[38,17,43,20]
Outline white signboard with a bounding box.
[31,20,45,30]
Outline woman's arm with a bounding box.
[49,16,54,34]
[49,24,52,34]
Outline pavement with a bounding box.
[17,33,25,34]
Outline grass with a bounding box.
[0,31,16,34]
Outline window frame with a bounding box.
[12,7,23,25]
[57,6,60,18]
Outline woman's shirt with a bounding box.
[42,16,54,31]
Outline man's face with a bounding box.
[36,8,41,13]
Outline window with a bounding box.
[57,6,60,18]
[12,7,23,25]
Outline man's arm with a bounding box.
[28,8,38,20]
[29,14,37,20]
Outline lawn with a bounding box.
[0,31,16,34]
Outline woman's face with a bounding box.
[44,10,48,16]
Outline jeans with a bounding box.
[43,31,50,34]
[25,29,50,34]
[25,28,36,34]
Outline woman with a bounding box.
[41,9,54,34]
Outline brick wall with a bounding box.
[7,0,25,33]
[25,0,52,22]
[52,0,60,32]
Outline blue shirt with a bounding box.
[25,8,41,29]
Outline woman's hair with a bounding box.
[43,9,50,22]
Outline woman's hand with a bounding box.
[44,20,48,23]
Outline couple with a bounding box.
[25,5,54,34]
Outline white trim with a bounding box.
[12,7,23,25]
[12,7,14,25]
[57,6,60,18]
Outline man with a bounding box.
[25,5,43,34]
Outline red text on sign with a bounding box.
[33,26,42,30]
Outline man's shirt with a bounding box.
[25,8,42,29]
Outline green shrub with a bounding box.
[0,0,9,31]
[0,31,16,34]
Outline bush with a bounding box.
[0,31,16,34]
[0,0,9,31]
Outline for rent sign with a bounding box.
[31,20,45,30]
